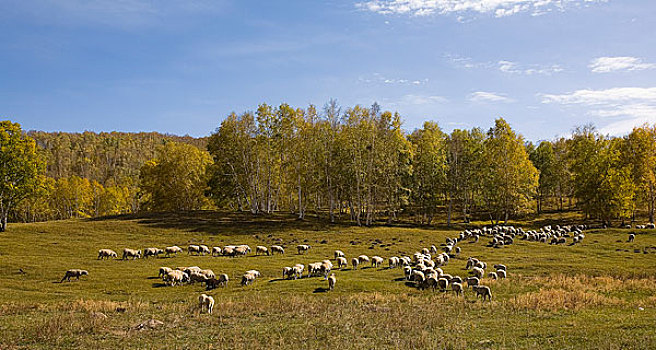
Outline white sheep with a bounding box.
[97,249,117,260]
[388,256,399,268]
[199,245,211,256]
[628,234,635,242]
[188,245,201,256]
[241,270,259,286]
[465,277,480,288]
[144,247,163,258]
[222,246,235,257]
[371,256,384,268]
[473,285,492,301]
[198,294,215,314]
[403,266,412,280]
[122,248,141,260]
[164,270,189,286]
[327,273,336,290]
[437,278,449,292]
[292,264,304,279]
[256,246,270,256]
[470,267,484,279]
[165,246,183,257]
[283,266,293,279]
[411,270,425,284]
[451,282,463,296]
[351,257,360,270]
[357,255,370,265]
[271,245,285,255]
[488,272,498,280]
[297,244,311,254]
[497,269,507,279]
[334,250,345,259]
[159,267,173,278]
[493,264,507,271]
[60,269,88,282]
[234,245,250,257]
[336,257,348,269]
[212,246,223,256]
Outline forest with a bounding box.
[2,101,654,230]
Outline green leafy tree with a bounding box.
[140,142,213,211]
[481,118,538,223]
[0,121,44,231]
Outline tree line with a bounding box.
[1,101,655,230]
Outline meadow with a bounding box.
[1,211,655,349]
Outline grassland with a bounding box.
[1,211,656,349]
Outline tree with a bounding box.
[481,118,538,223]
[0,121,44,231]
[139,141,213,211]
[409,121,447,225]
[529,141,557,213]
[624,125,656,222]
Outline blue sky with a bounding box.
[1,0,655,140]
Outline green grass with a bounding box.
[1,211,656,349]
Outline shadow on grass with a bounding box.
[151,283,168,288]
[313,287,329,293]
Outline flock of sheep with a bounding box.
[58,222,626,314]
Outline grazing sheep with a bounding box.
[200,269,215,279]
[188,245,201,256]
[234,245,250,257]
[493,264,507,271]
[189,271,209,284]
[473,285,492,301]
[403,266,412,280]
[334,250,345,259]
[336,257,348,269]
[222,246,235,257]
[465,277,480,288]
[159,267,173,278]
[351,257,360,270]
[256,246,270,256]
[271,245,285,255]
[388,256,399,268]
[206,274,229,290]
[122,248,141,260]
[165,246,183,257]
[422,276,438,290]
[60,269,88,282]
[241,271,259,286]
[144,247,163,258]
[357,255,370,265]
[292,264,305,279]
[283,267,293,279]
[451,282,463,296]
[97,249,117,260]
[212,247,222,256]
[297,244,311,254]
[164,270,189,286]
[371,256,384,268]
[628,234,635,243]
[450,276,463,284]
[328,273,336,290]
[198,294,215,314]
[488,272,498,280]
[183,266,202,275]
[320,260,334,278]
[199,245,211,255]
[497,270,507,279]
[411,270,425,285]
[437,278,449,292]
[470,267,484,279]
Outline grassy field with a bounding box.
[1,211,656,349]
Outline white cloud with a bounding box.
[541,87,656,135]
[359,73,429,86]
[589,56,656,73]
[356,0,606,18]
[498,60,563,75]
[400,94,449,105]
[469,91,514,103]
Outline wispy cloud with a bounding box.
[541,87,656,135]
[358,73,429,86]
[589,56,656,73]
[445,55,564,75]
[356,0,607,18]
[497,60,564,75]
[469,91,514,103]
